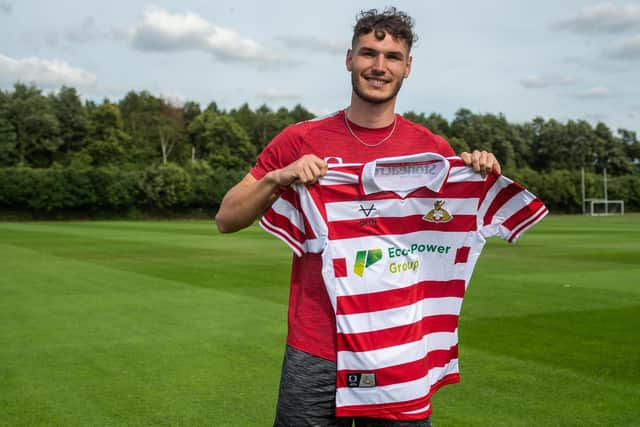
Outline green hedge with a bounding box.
[0,165,637,216]
[0,163,244,215]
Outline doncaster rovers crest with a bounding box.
[423,200,453,223]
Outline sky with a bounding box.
[1,0,639,133]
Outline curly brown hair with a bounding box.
[352,7,417,51]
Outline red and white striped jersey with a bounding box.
[260,152,548,420]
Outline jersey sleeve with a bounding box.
[249,124,303,180]
[477,171,548,243]
[259,186,327,257]
[435,134,456,157]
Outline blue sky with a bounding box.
[1,1,639,133]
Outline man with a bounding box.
[216,7,500,426]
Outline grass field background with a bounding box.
[0,215,639,426]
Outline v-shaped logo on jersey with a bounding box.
[358,204,377,217]
[353,249,383,277]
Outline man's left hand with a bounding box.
[460,150,501,177]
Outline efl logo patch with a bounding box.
[423,200,453,223]
[346,373,376,388]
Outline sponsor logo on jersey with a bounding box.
[353,249,383,277]
[389,260,419,273]
[359,218,377,226]
[347,373,376,388]
[354,242,450,278]
[358,204,378,226]
[387,242,451,257]
[358,204,377,217]
[374,161,440,177]
[423,200,453,223]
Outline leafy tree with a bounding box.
[618,129,640,170]
[229,104,294,151]
[49,86,89,161]
[81,101,130,167]
[447,137,470,155]
[0,117,17,166]
[593,122,634,175]
[253,105,294,151]
[7,83,62,167]
[403,111,451,138]
[138,162,192,209]
[290,104,315,123]
[120,91,188,164]
[450,109,518,168]
[228,103,255,144]
[182,101,202,161]
[205,101,220,114]
[0,90,18,166]
[529,118,566,171]
[1,83,639,215]
[119,90,163,163]
[184,159,245,208]
[188,111,255,169]
[158,100,186,164]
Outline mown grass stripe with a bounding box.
[1,214,638,425]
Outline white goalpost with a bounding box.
[581,167,625,216]
[584,198,625,216]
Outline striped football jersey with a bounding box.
[260,152,548,420]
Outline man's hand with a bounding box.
[266,154,328,187]
[215,154,328,233]
[460,150,501,177]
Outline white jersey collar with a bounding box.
[361,152,450,197]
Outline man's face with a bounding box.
[346,31,412,105]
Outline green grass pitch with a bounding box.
[0,215,638,426]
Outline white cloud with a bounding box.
[0,53,96,88]
[257,88,302,101]
[520,75,577,89]
[0,1,11,14]
[551,2,640,34]
[605,35,640,60]
[123,5,286,65]
[573,86,611,98]
[277,35,345,55]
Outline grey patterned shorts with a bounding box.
[273,345,432,427]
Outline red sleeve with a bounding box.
[249,124,304,180]
[259,185,327,257]
[435,134,456,157]
[478,172,548,243]
[260,187,309,257]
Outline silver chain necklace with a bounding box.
[344,109,397,147]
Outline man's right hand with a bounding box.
[266,154,328,187]
[215,155,328,233]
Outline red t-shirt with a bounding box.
[250,109,455,361]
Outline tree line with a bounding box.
[0,83,638,217]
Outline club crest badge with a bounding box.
[423,200,453,223]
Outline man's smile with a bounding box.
[364,76,391,88]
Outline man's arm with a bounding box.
[215,154,328,233]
